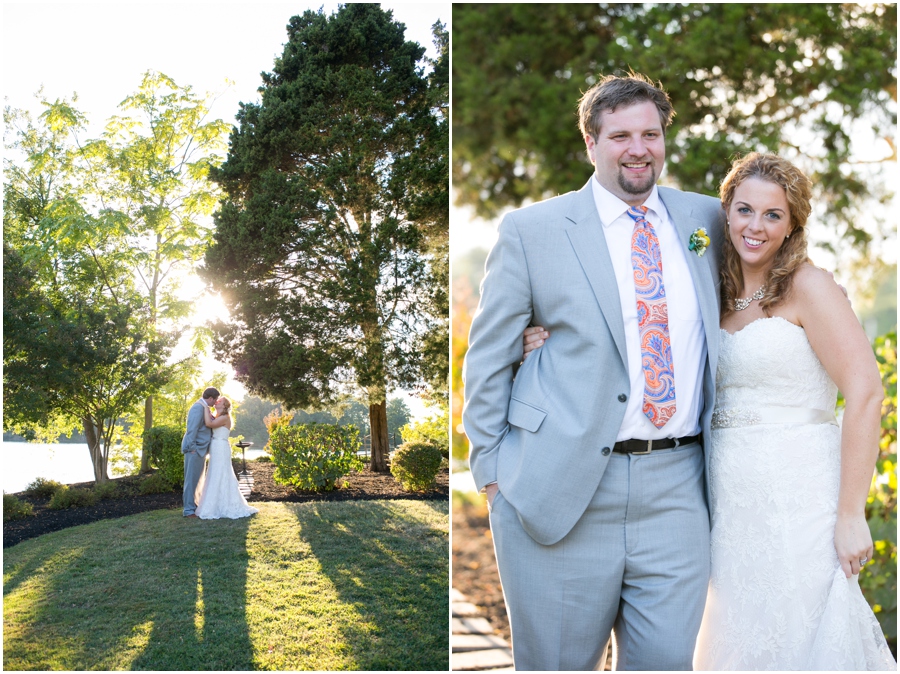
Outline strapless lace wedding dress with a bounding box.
[195,425,258,520]
[693,317,895,670]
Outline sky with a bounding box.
[2,1,449,420]
[2,2,447,129]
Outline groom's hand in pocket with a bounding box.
[485,482,499,511]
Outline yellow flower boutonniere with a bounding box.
[689,228,711,257]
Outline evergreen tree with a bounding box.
[203,5,446,471]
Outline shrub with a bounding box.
[48,486,99,510]
[391,441,443,492]
[4,493,34,521]
[270,423,363,491]
[23,477,64,499]
[400,411,450,459]
[253,454,273,463]
[139,472,176,495]
[264,407,294,435]
[144,425,185,487]
[93,481,121,500]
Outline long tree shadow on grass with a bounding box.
[130,515,254,670]
[3,510,254,670]
[291,499,449,671]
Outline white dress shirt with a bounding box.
[591,177,706,441]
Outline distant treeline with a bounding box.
[3,431,87,443]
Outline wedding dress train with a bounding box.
[196,425,258,520]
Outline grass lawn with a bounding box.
[3,500,448,671]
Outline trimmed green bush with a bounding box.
[391,441,442,491]
[4,493,34,521]
[270,423,363,491]
[139,472,176,495]
[23,477,64,499]
[48,486,99,510]
[400,411,450,459]
[144,425,185,487]
[92,481,121,500]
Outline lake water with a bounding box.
[2,441,268,494]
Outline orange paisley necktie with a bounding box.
[627,205,676,428]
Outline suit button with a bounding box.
[618,393,627,402]
[601,447,611,456]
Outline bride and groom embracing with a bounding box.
[463,73,895,670]
[181,387,258,521]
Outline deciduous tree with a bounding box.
[3,99,176,482]
[85,71,230,470]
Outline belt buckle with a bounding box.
[632,440,653,455]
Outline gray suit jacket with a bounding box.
[463,179,725,545]
[181,401,212,455]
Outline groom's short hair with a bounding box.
[578,72,675,142]
[202,387,220,401]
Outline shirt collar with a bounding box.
[590,175,662,228]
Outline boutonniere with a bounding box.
[689,228,710,257]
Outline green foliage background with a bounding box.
[269,423,364,492]
[401,410,450,459]
[861,333,898,649]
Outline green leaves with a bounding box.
[860,331,898,649]
[269,423,364,491]
[452,2,896,261]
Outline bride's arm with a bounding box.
[795,266,882,578]
[204,406,231,429]
[522,326,549,358]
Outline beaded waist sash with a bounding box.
[711,405,837,430]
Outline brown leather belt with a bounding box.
[612,434,701,455]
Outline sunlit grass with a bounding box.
[3,500,448,671]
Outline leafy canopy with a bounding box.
[453,3,896,256]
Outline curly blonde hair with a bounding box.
[218,396,232,415]
[719,153,812,318]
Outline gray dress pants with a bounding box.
[490,441,710,671]
[182,449,207,516]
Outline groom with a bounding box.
[181,387,219,518]
[463,74,725,670]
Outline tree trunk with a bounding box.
[140,395,153,473]
[83,416,108,483]
[369,401,390,472]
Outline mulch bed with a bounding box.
[4,460,448,549]
[451,498,511,642]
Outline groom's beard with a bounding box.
[617,160,658,196]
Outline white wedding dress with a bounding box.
[195,425,258,520]
[693,317,895,670]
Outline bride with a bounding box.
[195,397,259,520]
[522,153,895,669]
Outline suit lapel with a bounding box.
[564,180,629,369]
[658,187,721,375]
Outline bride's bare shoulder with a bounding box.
[792,263,835,292]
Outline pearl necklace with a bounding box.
[733,285,766,311]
